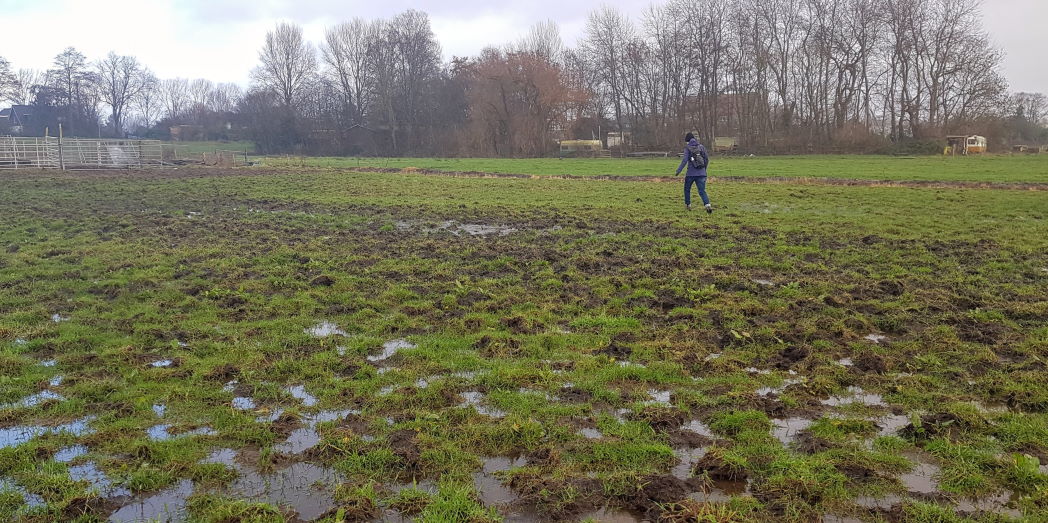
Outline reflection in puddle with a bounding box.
[837,358,854,367]
[232,397,256,410]
[273,410,354,455]
[54,444,89,463]
[753,279,775,287]
[672,447,708,480]
[855,494,903,510]
[646,390,671,405]
[41,359,57,367]
[772,418,813,445]
[821,386,887,407]
[681,420,714,438]
[69,462,132,498]
[395,220,518,237]
[864,334,888,344]
[459,391,506,418]
[200,450,342,519]
[150,360,173,368]
[51,314,69,323]
[578,507,642,522]
[305,322,347,338]
[109,479,193,521]
[147,425,217,441]
[579,428,603,439]
[0,478,45,510]
[757,379,801,397]
[900,451,940,495]
[3,390,65,410]
[0,417,95,449]
[368,339,416,362]
[474,456,526,506]
[152,404,167,418]
[704,353,722,362]
[876,413,911,436]
[286,385,317,407]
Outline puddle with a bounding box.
[617,361,647,369]
[274,428,319,455]
[51,314,69,323]
[837,358,854,367]
[3,390,65,409]
[955,492,1022,517]
[232,397,257,410]
[390,479,439,495]
[147,425,217,441]
[222,380,238,393]
[900,451,940,495]
[473,456,526,506]
[752,279,775,287]
[69,461,132,498]
[672,447,709,480]
[744,367,772,375]
[150,360,173,368]
[757,379,802,397]
[200,449,344,519]
[305,322,347,338]
[646,389,671,405]
[821,386,887,407]
[286,385,317,407]
[0,417,94,449]
[272,410,354,455]
[855,494,903,509]
[49,375,65,387]
[681,420,715,438]
[876,413,911,436]
[0,478,45,510]
[704,353,722,362]
[367,339,416,362]
[54,444,89,462]
[864,334,888,344]
[396,220,517,237]
[41,359,57,367]
[578,507,643,522]
[772,417,813,446]
[688,480,749,503]
[152,404,167,418]
[336,345,347,356]
[108,479,193,521]
[579,428,603,439]
[459,391,507,418]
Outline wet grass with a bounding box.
[0,165,1046,522]
[262,154,1048,183]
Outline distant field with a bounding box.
[163,141,256,155]
[264,154,1048,183]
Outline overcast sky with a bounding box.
[1,0,1045,94]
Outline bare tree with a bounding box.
[517,20,564,63]
[134,72,161,130]
[583,6,635,134]
[160,78,190,120]
[322,18,380,126]
[189,79,214,110]
[209,83,242,113]
[253,22,318,107]
[11,69,42,105]
[95,52,151,136]
[0,57,16,103]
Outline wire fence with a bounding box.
[0,137,166,170]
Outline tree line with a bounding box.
[2,0,1046,156]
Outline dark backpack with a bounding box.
[688,147,707,170]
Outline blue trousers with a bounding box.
[684,176,710,206]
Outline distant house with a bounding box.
[0,105,34,135]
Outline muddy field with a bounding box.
[1,166,1046,522]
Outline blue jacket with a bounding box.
[676,139,709,177]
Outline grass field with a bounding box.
[262,154,1048,184]
[164,141,256,156]
[1,158,1047,522]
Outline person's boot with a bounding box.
[687,204,692,211]
[705,204,713,214]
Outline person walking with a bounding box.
[675,132,712,213]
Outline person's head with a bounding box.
[684,132,695,143]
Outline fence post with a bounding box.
[59,124,65,170]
